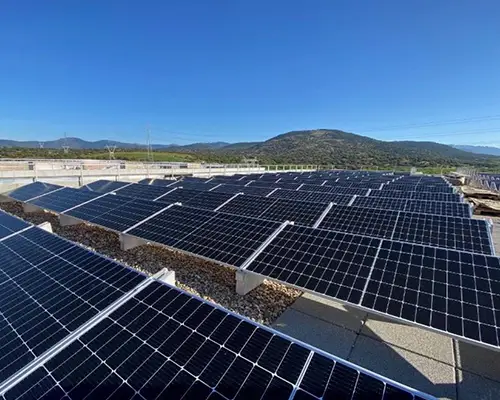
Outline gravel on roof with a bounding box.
[0,201,301,325]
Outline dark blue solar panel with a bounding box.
[8,182,62,202]
[125,205,215,247]
[66,194,168,232]
[80,180,131,194]
[114,183,171,201]
[3,281,432,400]
[0,211,30,240]
[29,188,102,213]
[0,227,146,384]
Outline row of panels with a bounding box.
[7,181,470,218]
[7,186,500,350]
[83,180,466,214]
[0,212,432,400]
[8,183,487,253]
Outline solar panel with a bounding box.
[0,211,30,240]
[125,205,215,247]
[3,281,432,400]
[319,206,399,239]
[173,212,281,266]
[80,180,131,194]
[246,225,381,304]
[245,223,500,349]
[259,199,328,226]
[351,197,470,218]
[138,178,153,185]
[217,195,277,218]
[369,190,461,203]
[404,200,470,218]
[66,194,168,232]
[269,189,354,205]
[182,191,235,211]
[368,190,415,199]
[0,227,146,383]
[29,188,102,213]
[150,178,176,186]
[8,182,62,202]
[391,213,493,255]
[113,183,171,200]
[212,184,275,197]
[360,240,500,348]
[412,192,461,203]
[153,188,202,204]
[297,184,333,193]
[174,181,219,191]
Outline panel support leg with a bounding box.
[23,203,43,213]
[153,268,176,286]
[37,222,53,233]
[0,194,14,203]
[236,271,265,295]
[120,233,147,251]
[59,214,83,227]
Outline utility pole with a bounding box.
[146,126,154,162]
[62,132,70,154]
[105,144,117,160]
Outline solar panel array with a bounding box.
[6,170,500,352]
[8,182,62,202]
[0,213,431,400]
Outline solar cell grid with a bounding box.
[29,188,102,213]
[125,205,215,247]
[81,180,131,194]
[269,189,353,205]
[405,200,470,218]
[3,281,432,400]
[173,212,282,266]
[174,182,218,191]
[410,193,461,203]
[0,211,30,240]
[113,183,171,200]
[154,188,202,204]
[319,206,399,239]
[67,195,168,232]
[217,195,277,218]
[150,178,177,186]
[360,240,500,347]
[246,225,381,304]
[183,191,235,211]
[0,227,146,383]
[8,182,62,202]
[259,199,328,226]
[391,213,493,255]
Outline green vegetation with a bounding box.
[2,129,500,172]
[92,151,197,162]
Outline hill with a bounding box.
[1,130,499,170]
[452,145,500,156]
[217,129,500,169]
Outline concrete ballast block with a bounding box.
[236,271,265,295]
[120,233,147,251]
[59,214,83,227]
[37,222,53,233]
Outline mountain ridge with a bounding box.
[1,130,499,169]
[452,145,500,156]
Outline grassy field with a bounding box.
[92,151,198,162]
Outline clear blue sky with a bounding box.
[1,1,500,146]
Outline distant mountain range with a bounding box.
[0,137,230,150]
[452,145,500,156]
[1,131,499,168]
